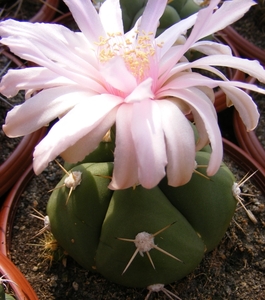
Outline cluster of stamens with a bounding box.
[96,31,158,81]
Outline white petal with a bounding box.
[190,41,232,56]
[156,100,195,186]
[200,0,256,39]
[188,55,265,83]
[157,0,255,77]
[155,14,197,58]
[100,56,137,94]
[0,35,105,93]
[159,87,222,176]
[99,0,124,34]
[181,0,255,59]
[131,99,167,188]
[3,86,97,137]
[33,94,122,174]
[64,0,106,42]
[125,77,154,103]
[0,67,74,97]
[109,104,139,190]
[0,20,99,77]
[61,111,117,163]
[220,85,259,131]
[138,0,167,36]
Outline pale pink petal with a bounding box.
[157,0,255,81]
[138,0,167,35]
[1,36,105,93]
[0,20,105,93]
[155,14,197,58]
[0,67,74,97]
[186,55,265,83]
[3,86,97,137]
[61,111,116,163]
[156,45,185,85]
[156,100,195,187]
[220,85,259,131]
[33,94,122,174]
[158,72,219,94]
[131,99,167,188]
[99,0,123,34]
[178,0,255,60]
[199,0,256,39]
[124,17,141,41]
[190,41,232,56]
[160,69,264,96]
[124,77,154,103]
[109,104,139,190]
[63,0,105,42]
[0,20,98,76]
[159,87,222,176]
[191,108,210,151]
[100,56,137,94]
[159,54,265,89]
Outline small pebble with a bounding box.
[72,281,79,291]
[32,266,38,272]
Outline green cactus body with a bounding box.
[131,5,181,35]
[0,285,15,300]
[64,140,115,171]
[179,0,201,19]
[0,285,4,300]
[168,0,188,13]
[119,0,147,32]
[96,185,205,287]
[159,151,237,252]
[47,162,114,270]
[47,150,236,288]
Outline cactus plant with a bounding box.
[46,149,237,289]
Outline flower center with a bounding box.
[96,31,157,81]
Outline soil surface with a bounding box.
[1,2,265,300]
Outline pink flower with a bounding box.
[1,0,264,189]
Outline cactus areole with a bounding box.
[47,148,236,288]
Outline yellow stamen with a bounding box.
[96,30,159,81]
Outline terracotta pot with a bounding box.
[221,26,265,67]
[29,0,60,23]
[0,165,38,300]
[0,50,47,197]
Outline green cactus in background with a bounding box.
[119,0,202,33]
[46,148,237,288]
